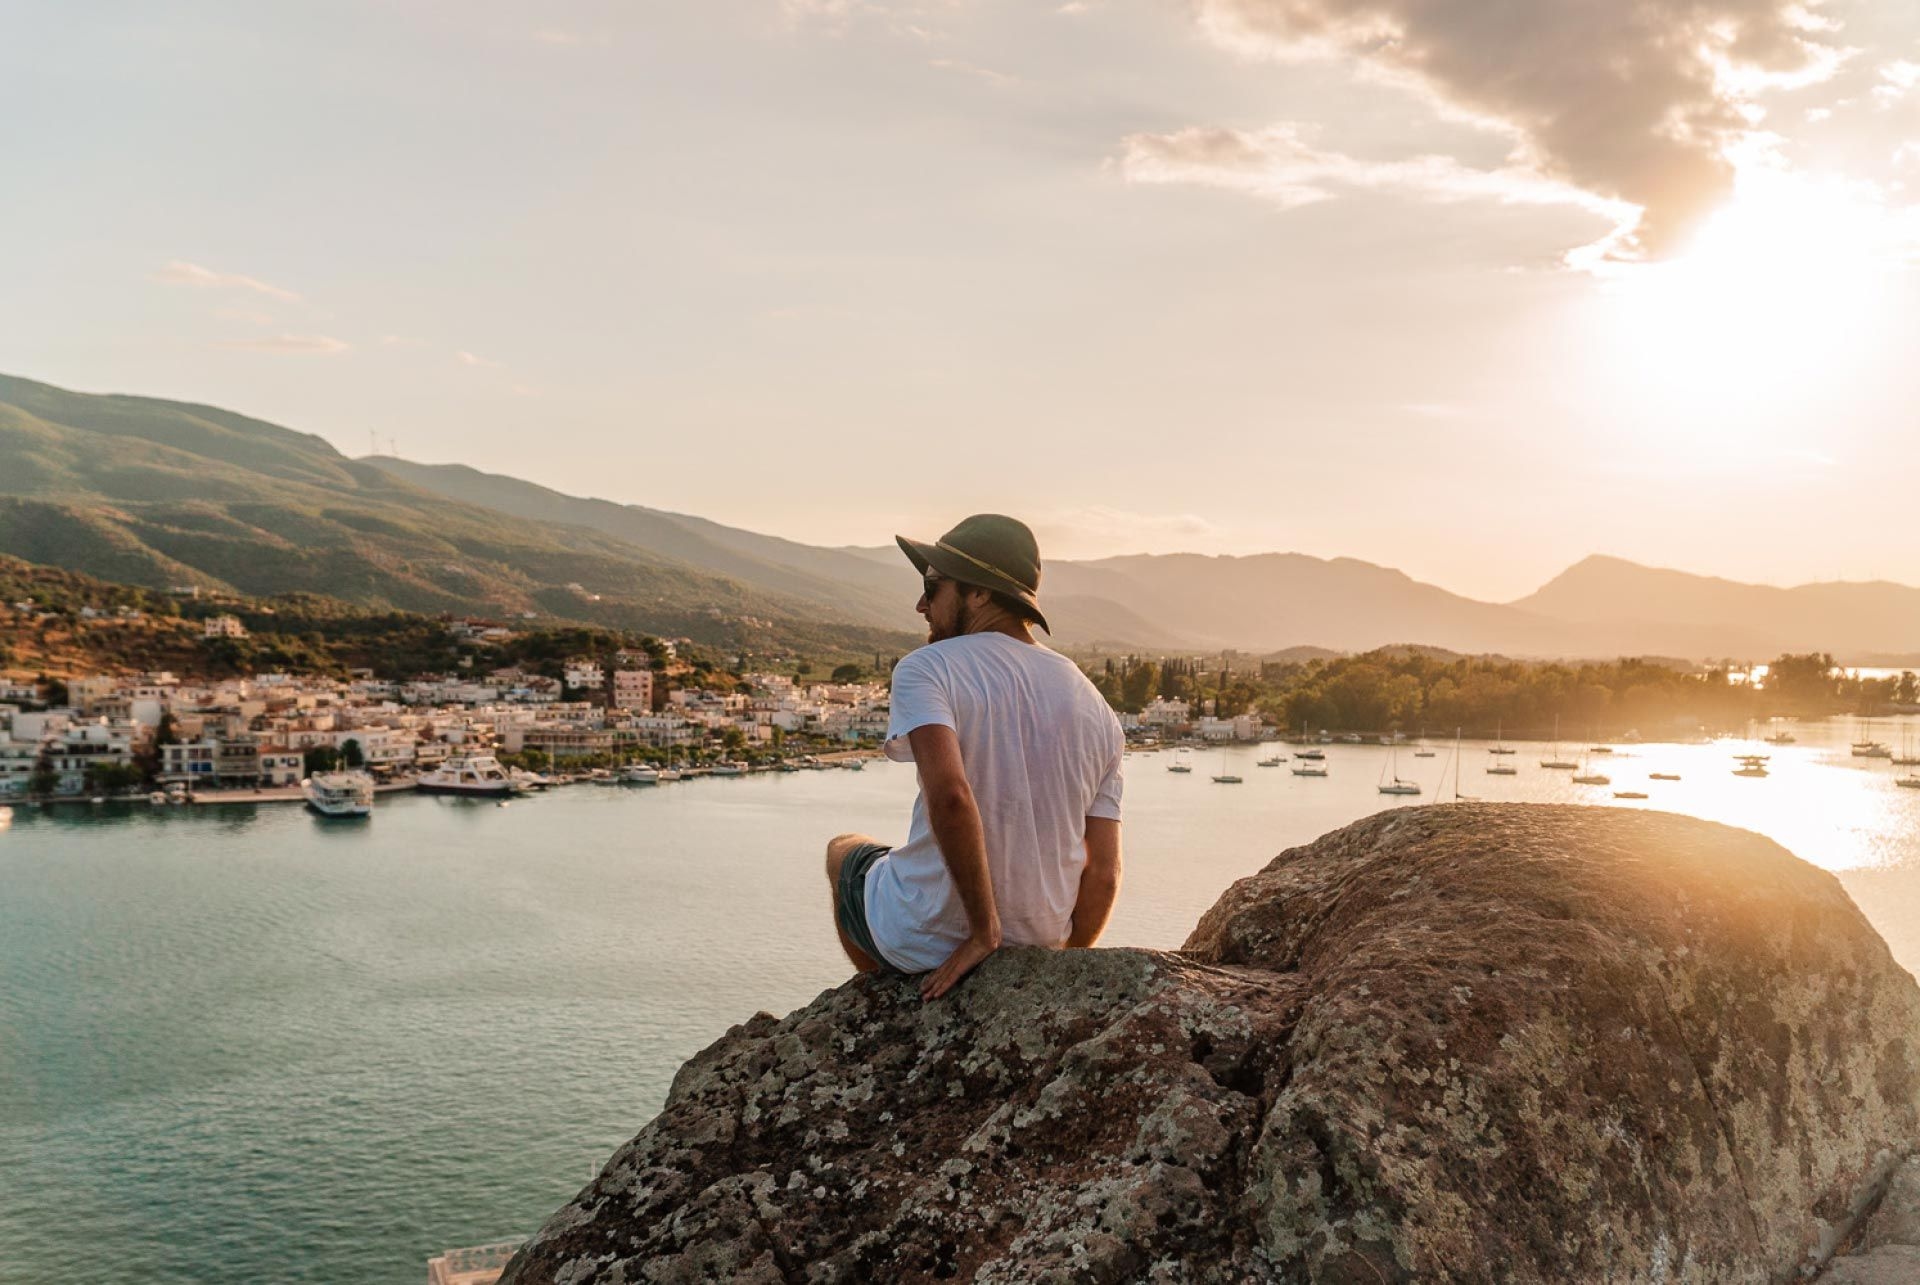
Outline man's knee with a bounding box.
[825,832,870,880]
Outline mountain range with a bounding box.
[4,372,1916,663]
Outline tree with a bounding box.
[86,761,143,794]
[1766,653,1837,708]
[304,745,343,774]
[1120,660,1159,712]
[831,662,864,684]
[722,727,747,752]
[341,738,365,768]
[30,748,59,799]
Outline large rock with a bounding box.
[500,805,1920,1283]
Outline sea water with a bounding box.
[4,720,1918,1283]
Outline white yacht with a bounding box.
[304,771,374,818]
[711,761,749,776]
[1377,746,1421,796]
[621,765,661,785]
[417,754,516,797]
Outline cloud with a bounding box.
[216,334,349,354]
[1874,59,1920,108]
[1120,123,1631,224]
[929,57,1015,87]
[152,259,302,302]
[454,350,501,368]
[1188,0,1848,257]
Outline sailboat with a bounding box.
[1540,716,1576,770]
[1445,729,1477,802]
[1488,720,1516,755]
[1892,729,1920,768]
[1852,719,1891,758]
[1570,750,1611,786]
[1167,749,1194,774]
[1378,743,1421,796]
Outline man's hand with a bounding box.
[920,928,1000,1001]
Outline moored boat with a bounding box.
[304,771,374,817]
[417,754,516,797]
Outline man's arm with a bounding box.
[1067,816,1121,948]
[907,723,1001,1000]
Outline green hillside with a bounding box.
[0,374,915,656]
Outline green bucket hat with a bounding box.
[896,514,1049,634]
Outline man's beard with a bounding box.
[928,594,974,643]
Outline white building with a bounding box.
[204,614,248,639]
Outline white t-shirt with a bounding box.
[866,631,1125,973]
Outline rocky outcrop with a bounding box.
[500,805,1920,1283]
[1822,1156,1920,1283]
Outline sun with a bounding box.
[1586,168,1902,461]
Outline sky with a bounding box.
[4,0,1920,601]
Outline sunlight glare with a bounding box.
[1592,169,1901,461]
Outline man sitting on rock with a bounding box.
[826,514,1126,1000]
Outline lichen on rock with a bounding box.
[499,804,1920,1283]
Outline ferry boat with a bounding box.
[417,754,516,797]
[304,771,374,818]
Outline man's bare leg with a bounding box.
[826,833,883,973]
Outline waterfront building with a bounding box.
[161,739,220,785]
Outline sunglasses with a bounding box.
[921,574,948,599]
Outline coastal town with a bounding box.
[0,630,896,803]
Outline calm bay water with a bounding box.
[5,716,1920,1283]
